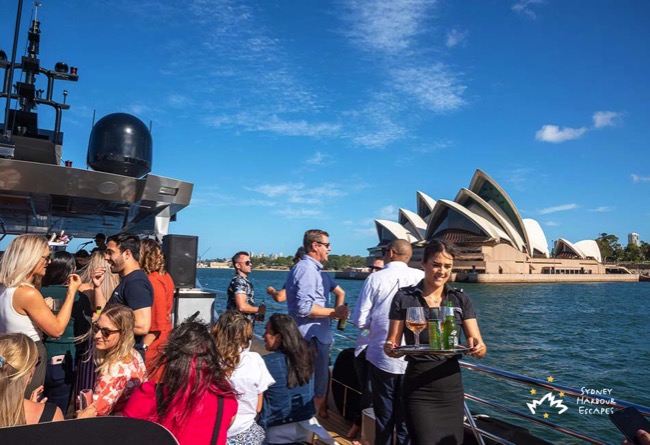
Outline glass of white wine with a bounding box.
[406,307,427,348]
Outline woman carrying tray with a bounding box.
[384,239,487,445]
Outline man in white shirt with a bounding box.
[351,239,423,445]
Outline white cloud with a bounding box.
[445,28,468,48]
[592,111,621,128]
[247,182,346,207]
[512,0,545,19]
[538,203,577,215]
[631,174,650,183]
[305,151,332,165]
[535,125,587,143]
[544,220,559,227]
[340,0,433,55]
[204,113,340,137]
[589,206,614,212]
[274,208,323,219]
[391,65,466,113]
[379,205,397,220]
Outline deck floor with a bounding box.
[314,411,355,445]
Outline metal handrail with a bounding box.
[459,360,650,444]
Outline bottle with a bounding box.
[443,301,458,350]
[337,303,349,331]
[256,302,266,322]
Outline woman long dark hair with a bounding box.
[124,317,239,445]
[40,251,92,412]
[266,313,313,388]
[152,318,235,430]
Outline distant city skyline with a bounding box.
[1,1,648,258]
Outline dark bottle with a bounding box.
[443,301,458,350]
[337,303,349,331]
[256,303,266,322]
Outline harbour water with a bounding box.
[200,268,650,444]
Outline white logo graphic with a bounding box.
[527,392,569,415]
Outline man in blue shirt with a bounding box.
[285,229,349,418]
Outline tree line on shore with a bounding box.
[202,254,368,270]
[595,233,650,263]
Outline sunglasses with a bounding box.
[92,322,121,339]
[369,266,383,272]
[238,260,252,266]
[315,242,331,248]
[41,253,53,262]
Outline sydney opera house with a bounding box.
[370,169,636,282]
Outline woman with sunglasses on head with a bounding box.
[212,310,275,445]
[123,317,238,445]
[0,332,64,427]
[0,234,82,396]
[39,251,93,412]
[76,304,146,417]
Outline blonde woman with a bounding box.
[80,250,120,311]
[77,304,146,417]
[0,333,64,426]
[0,234,81,395]
[139,238,174,378]
[212,310,274,445]
[72,249,121,401]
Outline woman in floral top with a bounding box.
[77,304,146,417]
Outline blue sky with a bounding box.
[2,0,649,257]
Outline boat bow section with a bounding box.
[0,158,192,237]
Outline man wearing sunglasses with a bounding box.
[285,229,349,418]
[225,251,265,323]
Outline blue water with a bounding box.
[200,268,650,444]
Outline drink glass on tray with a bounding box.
[406,307,427,348]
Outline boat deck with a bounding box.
[314,412,354,445]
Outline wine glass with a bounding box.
[406,307,427,348]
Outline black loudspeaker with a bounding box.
[162,235,198,289]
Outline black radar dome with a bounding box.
[87,113,152,178]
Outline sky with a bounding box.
[1,0,649,258]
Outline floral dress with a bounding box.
[94,350,146,416]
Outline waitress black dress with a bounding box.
[388,282,477,445]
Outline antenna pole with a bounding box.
[2,0,24,140]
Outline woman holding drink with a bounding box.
[384,239,486,445]
[76,304,146,417]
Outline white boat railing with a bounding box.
[329,333,649,445]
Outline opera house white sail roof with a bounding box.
[372,169,601,263]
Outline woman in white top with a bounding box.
[0,235,81,395]
[212,310,274,445]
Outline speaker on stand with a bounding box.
[163,235,211,327]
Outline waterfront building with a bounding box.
[628,232,640,247]
[369,169,636,283]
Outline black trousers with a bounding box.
[403,358,464,445]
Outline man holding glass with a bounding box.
[351,239,423,445]
[285,229,349,418]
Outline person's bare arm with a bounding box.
[256,393,264,413]
[332,286,345,307]
[463,318,487,358]
[132,307,151,336]
[384,319,406,358]
[234,293,261,314]
[18,275,82,338]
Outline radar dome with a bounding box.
[87,113,152,178]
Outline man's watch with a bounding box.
[142,343,149,351]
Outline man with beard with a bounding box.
[104,233,153,357]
